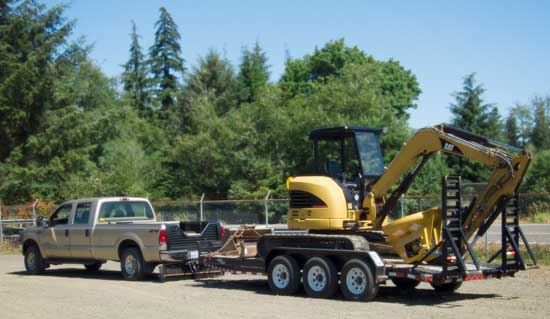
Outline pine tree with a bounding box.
[185,49,238,115]
[448,73,503,181]
[237,41,269,103]
[531,96,550,150]
[149,7,184,112]
[505,114,519,146]
[122,21,150,116]
[509,104,533,147]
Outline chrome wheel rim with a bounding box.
[124,254,138,276]
[307,265,327,292]
[272,264,290,289]
[346,267,367,295]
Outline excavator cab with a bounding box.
[309,126,385,186]
[287,126,385,230]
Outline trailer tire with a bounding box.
[340,259,378,301]
[120,247,146,281]
[391,277,420,290]
[267,255,301,295]
[302,257,338,298]
[430,280,462,292]
[24,244,46,275]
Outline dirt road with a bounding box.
[0,255,548,319]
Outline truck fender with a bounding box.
[115,233,147,262]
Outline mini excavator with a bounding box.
[286,124,532,263]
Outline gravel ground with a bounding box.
[0,255,548,319]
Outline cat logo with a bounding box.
[440,139,463,155]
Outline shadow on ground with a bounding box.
[192,278,517,306]
[7,268,160,282]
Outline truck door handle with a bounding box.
[65,229,69,237]
[85,229,89,237]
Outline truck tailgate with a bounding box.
[165,222,223,254]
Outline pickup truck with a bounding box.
[20,197,224,280]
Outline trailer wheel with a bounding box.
[340,259,378,301]
[302,257,338,298]
[267,255,301,295]
[430,281,462,292]
[391,277,420,290]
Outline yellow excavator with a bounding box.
[204,124,537,301]
[287,124,531,263]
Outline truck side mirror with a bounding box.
[37,216,48,228]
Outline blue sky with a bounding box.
[45,0,549,128]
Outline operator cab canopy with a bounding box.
[309,126,385,184]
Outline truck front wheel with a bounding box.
[24,245,46,275]
[120,247,146,281]
[267,255,301,295]
[340,259,378,301]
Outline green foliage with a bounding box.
[531,96,550,150]
[149,6,184,112]
[448,73,503,182]
[523,150,550,193]
[237,41,270,104]
[505,114,519,146]
[122,21,150,116]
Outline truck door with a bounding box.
[43,203,73,258]
[69,202,93,259]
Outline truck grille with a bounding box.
[289,190,327,208]
[166,223,222,253]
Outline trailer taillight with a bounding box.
[219,225,225,239]
[159,229,167,245]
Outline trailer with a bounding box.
[201,193,538,301]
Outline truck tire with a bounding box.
[391,277,420,290]
[430,281,462,292]
[24,245,46,275]
[84,262,103,272]
[120,247,146,281]
[302,257,338,299]
[340,259,378,301]
[267,255,301,295]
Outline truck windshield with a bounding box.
[98,201,154,221]
[355,131,384,177]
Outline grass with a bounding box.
[472,242,550,266]
[0,241,20,255]
[520,212,550,224]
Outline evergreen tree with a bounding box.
[505,114,519,146]
[0,0,73,161]
[122,21,150,116]
[185,49,238,115]
[509,104,533,147]
[237,41,270,103]
[531,96,550,150]
[149,7,184,112]
[448,73,503,181]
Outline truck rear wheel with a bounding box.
[391,277,420,290]
[24,245,46,275]
[340,259,378,301]
[302,257,338,299]
[267,255,301,295]
[430,281,462,292]
[120,247,146,281]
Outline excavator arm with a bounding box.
[370,124,531,240]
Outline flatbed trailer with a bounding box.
[200,193,538,301]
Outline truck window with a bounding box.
[50,204,72,226]
[98,201,154,221]
[73,202,91,225]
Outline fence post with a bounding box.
[485,230,489,252]
[400,194,405,218]
[0,200,3,243]
[32,199,39,226]
[199,193,205,222]
[265,191,271,227]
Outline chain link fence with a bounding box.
[2,190,550,243]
